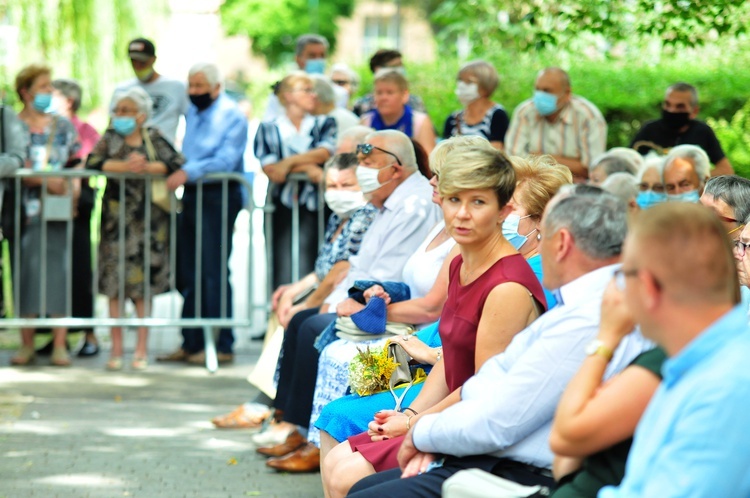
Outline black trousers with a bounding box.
[273,309,336,428]
[71,205,93,328]
[347,455,554,498]
[178,184,242,354]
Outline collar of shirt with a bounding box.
[187,92,223,121]
[662,304,747,388]
[555,263,620,308]
[382,171,422,213]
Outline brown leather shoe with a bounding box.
[266,443,320,473]
[186,351,234,365]
[156,349,190,362]
[256,430,306,457]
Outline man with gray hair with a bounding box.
[347,186,651,497]
[258,129,441,472]
[662,144,711,203]
[263,33,332,122]
[159,62,248,365]
[602,172,640,213]
[114,37,188,144]
[631,82,733,176]
[699,175,750,240]
[588,149,640,186]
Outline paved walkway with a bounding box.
[0,332,325,498]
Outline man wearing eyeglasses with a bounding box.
[600,202,750,498]
[662,144,711,203]
[262,130,441,471]
[699,175,750,241]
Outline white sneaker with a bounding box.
[250,425,293,446]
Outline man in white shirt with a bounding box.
[261,130,441,468]
[347,186,651,497]
[112,38,188,144]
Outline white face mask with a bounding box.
[455,81,480,106]
[355,165,392,194]
[324,189,366,218]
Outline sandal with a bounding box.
[50,347,71,367]
[11,346,36,366]
[131,356,148,371]
[106,357,123,371]
[212,403,271,429]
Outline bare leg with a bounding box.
[109,298,123,358]
[51,325,67,348]
[320,430,340,498]
[20,326,34,348]
[326,445,376,498]
[133,299,148,358]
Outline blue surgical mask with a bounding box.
[533,90,558,116]
[112,116,137,136]
[305,59,326,74]
[502,214,537,250]
[33,93,53,113]
[668,189,701,203]
[636,191,667,209]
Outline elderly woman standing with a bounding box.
[442,60,509,150]
[86,87,185,370]
[11,64,80,367]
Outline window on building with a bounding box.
[363,15,400,58]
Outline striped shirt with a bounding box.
[505,95,607,169]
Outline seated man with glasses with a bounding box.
[662,144,711,203]
[258,130,441,472]
[699,175,750,241]
[635,157,666,209]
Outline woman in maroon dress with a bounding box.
[322,146,549,497]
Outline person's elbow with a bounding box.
[549,422,596,457]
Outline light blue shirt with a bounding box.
[182,93,248,182]
[413,264,652,468]
[324,172,442,308]
[599,305,750,498]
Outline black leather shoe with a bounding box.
[77,341,100,357]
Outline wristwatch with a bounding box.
[585,340,614,361]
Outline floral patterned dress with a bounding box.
[86,128,184,300]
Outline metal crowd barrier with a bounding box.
[0,169,264,372]
[262,172,326,292]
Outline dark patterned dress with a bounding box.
[86,128,184,299]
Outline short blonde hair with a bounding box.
[631,202,739,305]
[458,60,499,96]
[374,70,408,92]
[429,136,493,177]
[278,72,313,107]
[439,147,516,207]
[16,64,51,101]
[510,155,573,220]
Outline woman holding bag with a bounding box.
[86,87,185,371]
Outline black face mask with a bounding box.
[661,109,691,131]
[190,92,214,111]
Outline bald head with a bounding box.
[537,67,570,91]
[627,203,738,305]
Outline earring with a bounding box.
[537,233,542,241]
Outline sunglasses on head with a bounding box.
[356,143,402,166]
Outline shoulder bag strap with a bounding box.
[142,128,157,162]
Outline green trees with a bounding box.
[220,0,355,67]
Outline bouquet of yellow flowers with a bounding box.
[348,344,398,396]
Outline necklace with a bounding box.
[461,241,502,283]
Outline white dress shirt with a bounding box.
[324,172,442,308]
[412,264,652,469]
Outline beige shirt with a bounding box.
[505,95,607,169]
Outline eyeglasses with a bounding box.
[638,182,665,193]
[356,143,402,166]
[614,268,639,291]
[664,180,696,193]
[735,240,750,257]
[332,79,350,86]
[293,88,316,95]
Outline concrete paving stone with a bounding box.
[0,334,325,498]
